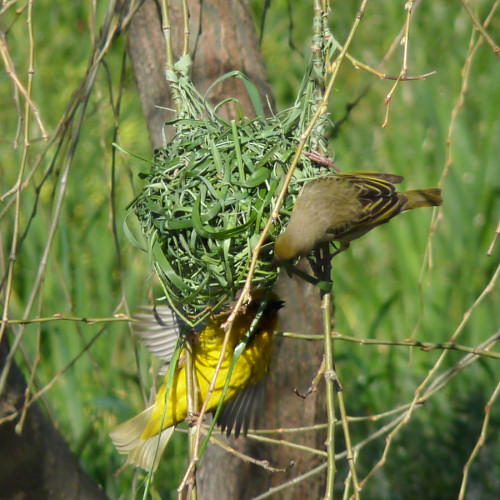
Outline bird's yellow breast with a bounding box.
[141,316,274,440]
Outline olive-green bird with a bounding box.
[274,168,442,263]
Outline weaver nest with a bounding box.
[129,74,323,326]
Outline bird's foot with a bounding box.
[185,412,206,425]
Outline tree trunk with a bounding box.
[127,1,326,497]
[127,0,274,149]
[0,335,109,500]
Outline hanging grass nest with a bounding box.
[128,67,325,326]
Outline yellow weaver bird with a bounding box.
[110,291,283,471]
[274,152,442,263]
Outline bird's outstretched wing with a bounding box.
[217,378,266,437]
[133,305,183,369]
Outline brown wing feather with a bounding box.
[303,174,404,242]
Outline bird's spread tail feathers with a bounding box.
[403,188,442,210]
[110,406,174,471]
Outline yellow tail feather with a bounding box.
[110,406,174,471]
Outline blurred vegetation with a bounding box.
[1,0,499,499]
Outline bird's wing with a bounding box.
[133,305,183,366]
[343,174,403,227]
[217,378,266,438]
[347,171,404,184]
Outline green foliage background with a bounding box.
[1,1,499,498]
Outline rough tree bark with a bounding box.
[127,0,275,149]
[127,1,327,498]
[0,335,109,500]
